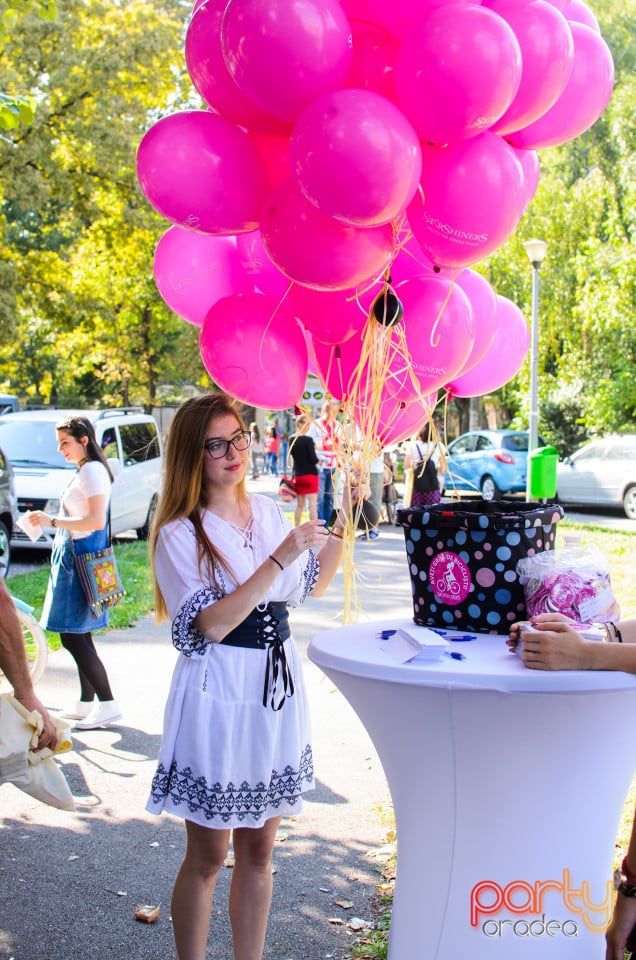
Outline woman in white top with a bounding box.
[147,392,350,960]
[29,416,122,730]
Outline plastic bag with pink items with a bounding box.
[517,544,620,624]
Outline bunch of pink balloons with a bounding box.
[137,0,614,427]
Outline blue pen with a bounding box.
[378,630,397,639]
[445,651,466,661]
[430,628,476,642]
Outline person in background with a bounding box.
[508,613,636,960]
[316,400,340,524]
[0,577,57,749]
[147,391,352,960]
[358,449,384,542]
[279,428,289,475]
[26,416,122,730]
[287,414,319,526]
[264,427,280,476]
[606,806,636,959]
[249,422,261,480]
[403,423,444,509]
[381,450,398,525]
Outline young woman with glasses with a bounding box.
[147,392,350,960]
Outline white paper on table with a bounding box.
[381,626,449,664]
[16,514,43,543]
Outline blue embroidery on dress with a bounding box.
[300,551,320,603]
[150,744,314,823]
[173,586,224,657]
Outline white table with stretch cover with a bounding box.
[308,619,636,959]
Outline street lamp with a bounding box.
[523,238,548,500]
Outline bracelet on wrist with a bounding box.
[617,879,636,898]
[330,529,345,540]
[268,554,284,572]
[605,622,624,644]
[50,516,57,528]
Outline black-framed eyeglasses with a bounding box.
[204,431,252,460]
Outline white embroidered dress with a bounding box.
[146,494,319,829]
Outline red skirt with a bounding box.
[294,474,319,495]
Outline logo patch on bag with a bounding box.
[429,552,471,605]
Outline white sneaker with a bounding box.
[74,700,123,730]
[61,699,94,720]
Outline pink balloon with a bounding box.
[372,394,439,446]
[447,295,529,397]
[246,130,291,192]
[290,89,421,227]
[512,146,541,211]
[153,227,250,326]
[390,234,441,284]
[290,286,367,346]
[235,231,290,299]
[394,5,522,144]
[543,0,568,10]
[407,134,525,269]
[350,390,438,445]
[311,325,369,400]
[393,275,475,397]
[185,0,291,135]
[506,23,614,149]
[365,0,474,41]
[221,0,352,122]
[451,269,498,375]
[260,178,396,291]
[137,111,269,235]
[345,20,399,101]
[565,0,600,32]
[199,292,308,408]
[485,0,575,137]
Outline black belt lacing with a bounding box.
[222,602,293,711]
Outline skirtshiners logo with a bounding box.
[428,551,471,604]
[470,869,614,938]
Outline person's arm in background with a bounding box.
[0,579,57,748]
[606,808,636,959]
[509,614,636,672]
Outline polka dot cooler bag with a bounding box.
[396,501,564,634]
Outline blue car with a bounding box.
[443,429,544,501]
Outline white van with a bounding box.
[0,408,163,549]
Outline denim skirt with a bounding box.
[40,527,109,634]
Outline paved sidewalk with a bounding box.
[0,476,414,960]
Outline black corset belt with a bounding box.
[222,602,293,710]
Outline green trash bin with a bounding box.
[528,446,558,499]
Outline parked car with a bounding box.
[443,429,546,501]
[0,444,18,576]
[556,435,636,520]
[0,408,163,549]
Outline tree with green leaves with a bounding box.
[0,0,203,407]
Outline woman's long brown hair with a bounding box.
[149,393,248,623]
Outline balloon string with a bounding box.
[257,281,295,371]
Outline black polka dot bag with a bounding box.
[396,501,564,634]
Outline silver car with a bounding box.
[0,444,18,576]
[556,435,636,520]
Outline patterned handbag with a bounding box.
[74,545,125,617]
[278,476,297,502]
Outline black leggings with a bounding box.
[60,632,114,702]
